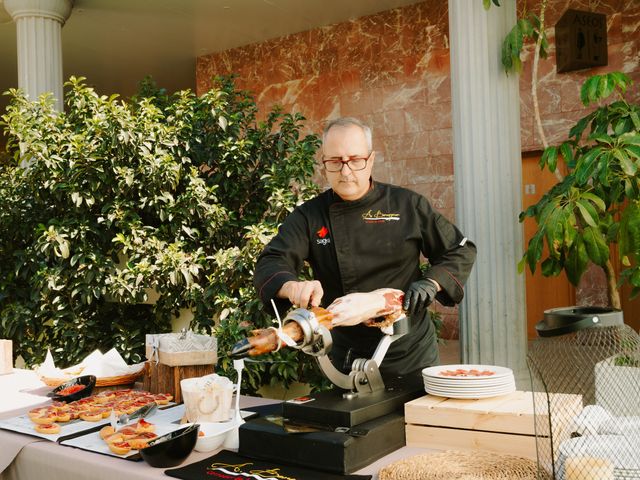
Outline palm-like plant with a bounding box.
[520,72,640,308]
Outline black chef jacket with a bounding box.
[254,181,476,380]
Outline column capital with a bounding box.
[3,0,73,25]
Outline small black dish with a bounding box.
[48,375,96,402]
[140,424,200,468]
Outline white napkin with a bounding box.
[78,349,103,368]
[36,348,144,379]
[82,348,133,377]
[36,350,58,377]
[572,405,613,436]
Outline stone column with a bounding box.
[448,0,528,382]
[4,0,73,112]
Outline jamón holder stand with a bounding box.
[280,308,422,426]
[239,308,425,474]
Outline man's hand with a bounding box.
[403,279,439,316]
[278,280,324,309]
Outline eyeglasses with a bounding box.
[322,153,371,172]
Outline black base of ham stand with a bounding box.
[238,376,424,474]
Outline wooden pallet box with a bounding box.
[141,361,214,404]
[405,390,582,459]
[142,332,217,403]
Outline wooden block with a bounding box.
[405,391,583,437]
[141,361,214,403]
[406,424,537,459]
[0,340,12,375]
[405,391,536,435]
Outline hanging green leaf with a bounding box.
[564,211,578,249]
[541,257,563,276]
[575,199,599,228]
[545,207,571,260]
[619,202,640,257]
[582,226,610,266]
[581,72,631,105]
[559,142,574,166]
[541,146,558,172]
[527,230,545,274]
[569,114,594,142]
[580,192,606,212]
[626,144,640,159]
[613,148,637,176]
[517,255,528,274]
[581,76,600,106]
[597,74,614,100]
[630,111,640,130]
[574,146,603,185]
[565,236,589,286]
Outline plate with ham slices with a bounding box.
[421,364,516,399]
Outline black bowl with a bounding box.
[139,424,200,468]
[48,375,96,402]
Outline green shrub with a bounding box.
[0,76,325,393]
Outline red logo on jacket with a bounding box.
[316,226,331,245]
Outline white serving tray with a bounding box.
[0,402,177,442]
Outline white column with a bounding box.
[4,0,73,112]
[448,0,528,382]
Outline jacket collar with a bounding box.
[330,178,382,208]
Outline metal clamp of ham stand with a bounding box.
[283,308,409,398]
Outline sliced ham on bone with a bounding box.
[230,288,406,358]
[328,288,405,328]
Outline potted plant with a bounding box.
[519,72,640,416]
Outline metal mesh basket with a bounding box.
[527,307,640,480]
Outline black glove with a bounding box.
[403,279,438,316]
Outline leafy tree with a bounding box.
[484,2,640,307]
[0,76,327,393]
[519,72,640,308]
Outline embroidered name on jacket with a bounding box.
[362,209,401,223]
[316,226,331,245]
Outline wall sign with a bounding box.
[555,9,608,73]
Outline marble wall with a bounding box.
[196,0,640,337]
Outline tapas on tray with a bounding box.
[28,389,173,434]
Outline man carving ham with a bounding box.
[254,117,476,382]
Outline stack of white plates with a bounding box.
[421,364,516,399]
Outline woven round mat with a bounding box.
[378,450,539,480]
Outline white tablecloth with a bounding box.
[0,370,431,479]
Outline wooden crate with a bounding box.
[141,361,214,403]
[405,390,583,459]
